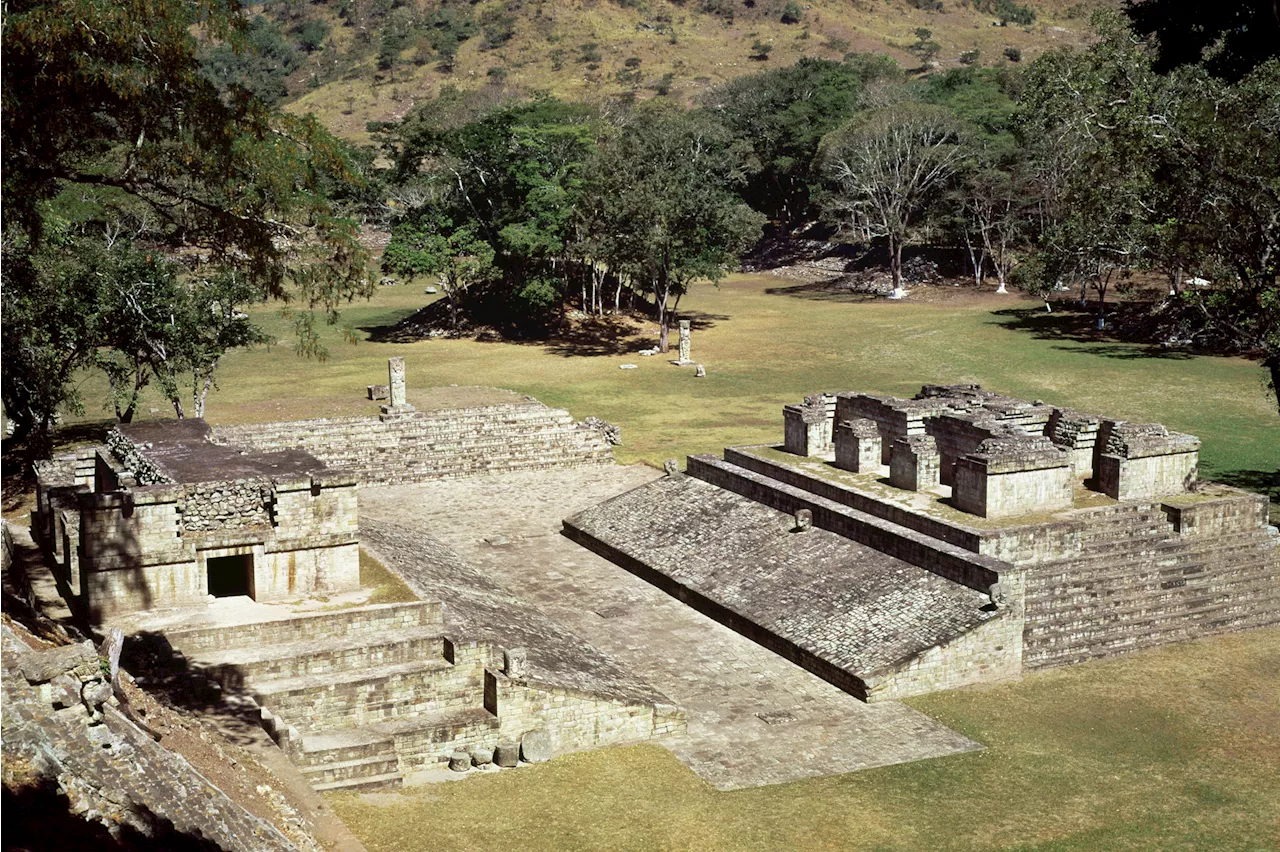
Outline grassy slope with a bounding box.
[283,0,1097,143]
[333,628,1280,850]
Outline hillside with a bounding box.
[259,0,1101,143]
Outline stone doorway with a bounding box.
[207,553,254,598]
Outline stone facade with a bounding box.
[889,435,941,491]
[34,421,359,621]
[834,418,882,473]
[1095,421,1200,501]
[952,436,1073,519]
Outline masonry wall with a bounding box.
[865,609,1023,701]
[213,403,613,486]
[1098,450,1199,501]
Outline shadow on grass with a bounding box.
[764,280,885,303]
[360,301,732,359]
[1210,468,1280,503]
[989,306,1197,361]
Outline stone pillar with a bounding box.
[783,402,833,457]
[889,435,941,492]
[834,419,882,473]
[678,321,691,362]
[388,357,407,407]
[379,356,417,421]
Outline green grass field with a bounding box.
[170,275,1278,494]
[44,276,1280,849]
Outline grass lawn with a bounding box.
[328,629,1280,851]
[96,274,1276,497]
[35,276,1280,848]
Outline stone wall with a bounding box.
[181,479,273,532]
[864,609,1023,701]
[213,401,613,487]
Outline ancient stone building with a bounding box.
[567,384,1279,701]
[30,361,672,791]
[34,419,359,622]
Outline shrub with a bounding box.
[1004,46,1022,62]
[781,1,803,24]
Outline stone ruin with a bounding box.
[785,384,1201,518]
[567,383,1278,702]
[28,358,680,794]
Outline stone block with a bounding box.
[448,751,471,772]
[494,741,520,767]
[888,436,940,492]
[782,401,832,457]
[520,729,553,763]
[833,418,881,473]
[367,385,389,401]
[20,641,100,684]
[952,436,1072,518]
[1095,422,1200,501]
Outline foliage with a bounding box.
[1,0,371,452]
[977,0,1035,26]
[202,15,303,104]
[1124,0,1280,81]
[780,1,803,25]
[820,102,969,296]
[699,58,869,225]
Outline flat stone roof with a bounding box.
[116,419,327,484]
[568,475,996,679]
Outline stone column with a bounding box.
[379,356,417,421]
[889,435,941,491]
[834,419,882,473]
[388,357,407,407]
[678,320,691,363]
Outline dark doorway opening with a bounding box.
[207,553,253,598]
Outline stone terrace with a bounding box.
[565,474,1007,701]
[358,467,984,790]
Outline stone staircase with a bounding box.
[1023,505,1280,669]
[213,403,613,486]
[163,602,498,792]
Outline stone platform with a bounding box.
[357,467,984,791]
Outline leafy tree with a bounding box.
[202,15,303,104]
[1125,0,1280,81]
[700,58,869,225]
[908,28,941,67]
[1017,12,1167,327]
[384,212,497,328]
[2,0,370,453]
[781,1,803,24]
[378,98,600,330]
[586,104,764,351]
[820,103,968,298]
[296,18,330,53]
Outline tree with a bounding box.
[820,103,968,298]
[700,58,872,226]
[587,104,765,351]
[1125,0,1280,81]
[1016,13,1167,327]
[383,211,496,329]
[2,0,371,453]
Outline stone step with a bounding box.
[163,601,441,654]
[252,658,482,733]
[185,628,446,687]
[310,771,404,793]
[300,753,400,786]
[1025,569,1277,627]
[299,706,500,774]
[1023,586,1276,654]
[1028,539,1277,591]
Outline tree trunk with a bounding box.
[1267,353,1280,416]
[193,357,220,419]
[888,237,906,299]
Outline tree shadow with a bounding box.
[989,306,1198,361]
[764,279,886,303]
[1210,468,1280,504]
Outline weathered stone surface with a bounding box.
[503,646,527,680]
[100,627,124,688]
[449,751,471,771]
[520,729,553,763]
[471,747,494,766]
[794,509,813,532]
[695,364,706,378]
[494,741,520,767]
[20,641,99,684]
[663,458,680,476]
[81,679,114,710]
[48,674,82,709]
[367,384,389,401]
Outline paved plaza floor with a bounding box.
[358,466,981,790]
